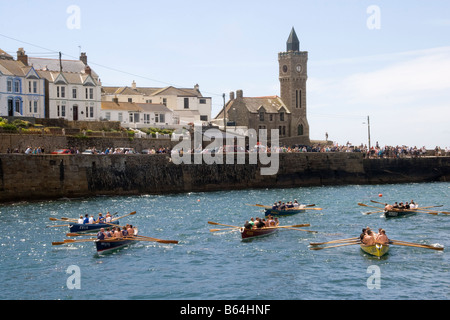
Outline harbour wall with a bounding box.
[0,153,449,203]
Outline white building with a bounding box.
[101,99,175,129]
[30,52,102,121]
[102,82,212,126]
[0,48,45,118]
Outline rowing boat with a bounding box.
[264,207,306,217]
[95,228,138,253]
[240,227,278,240]
[360,243,389,257]
[95,237,137,253]
[69,220,119,233]
[384,208,417,218]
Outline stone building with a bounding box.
[215,28,311,145]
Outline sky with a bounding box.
[0,0,449,148]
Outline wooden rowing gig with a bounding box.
[240,227,278,240]
[69,220,120,233]
[360,243,389,257]
[264,208,306,217]
[384,208,417,218]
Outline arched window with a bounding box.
[298,124,304,136]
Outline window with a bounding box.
[14,80,21,93]
[269,114,273,121]
[118,113,123,122]
[30,81,37,93]
[199,99,206,104]
[155,113,165,123]
[57,86,65,98]
[33,81,37,94]
[162,98,167,106]
[280,112,285,121]
[259,111,264,122]
[85,88,94,100]
[296,90,302,108]
[200,115,208,121]
[184,98,189,109]
[61,104,66,117]
[298,125,304,136]
[144,114,150,124]
[34,101,38,114]
[7,79,12,92]
[105,112,111,120]
[73,88,77,99]
[128,98,133,103]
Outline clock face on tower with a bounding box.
[296,64,302,73]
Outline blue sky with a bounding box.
[1,0,449,148]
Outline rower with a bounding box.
[293,200,300,208]
[126,225,135,237]
[97,228,106,240]
[83,214,89,224]
[363,230,376,245]
[105,212,113,223]
[77,216,84,224]
[376,229,389,245]
[98,213,105,224]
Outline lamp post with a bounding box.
[367,116,371,150]
[222,93,226,132]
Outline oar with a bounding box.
[208,221,241,229]
[358,203,384,210]
[210,227,240,232]
[390,239,444,249]
[64,238,97,243]
[390,240,444,251]
[415,208,450,215]
[60,217,79,222]
[47,224,70,228]
[363,210,385,216]
[111,211,137,222]
[126,235,178,244]
[279,227,318,233]
[49,217,73,223]
[310,237,359,246]
[310,242,361,251]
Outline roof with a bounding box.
[102,85,205,98]
[216,96,289,119]
[101,101,141,112]
[102,101,173,113]
[28,57,99,79]
[0,49,13,61]
[0,59,34,77]
[287,27,300,52]
[36,70,98,86]
[136,103,173,113]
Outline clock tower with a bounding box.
[279,27,310,144]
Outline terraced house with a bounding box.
[0,48,45,118]
[102,82,212,127]
[29,51,102,121]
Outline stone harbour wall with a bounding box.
[0,153,449,203]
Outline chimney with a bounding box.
[80,52,87,65]
[17,48,28,66]
[84,65,92,75]
[230,91,235,100]
[113,97,119,104]
[236,90,243,99]
[194,84,199,92]
[132,80,137,90]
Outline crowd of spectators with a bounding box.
[2,143,449,158]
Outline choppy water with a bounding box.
[0,182,449,301]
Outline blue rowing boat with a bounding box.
[69,220,119,233]
[264,208,306,217]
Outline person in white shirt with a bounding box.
[77,216,84,224]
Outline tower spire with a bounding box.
[286,27,300,52]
